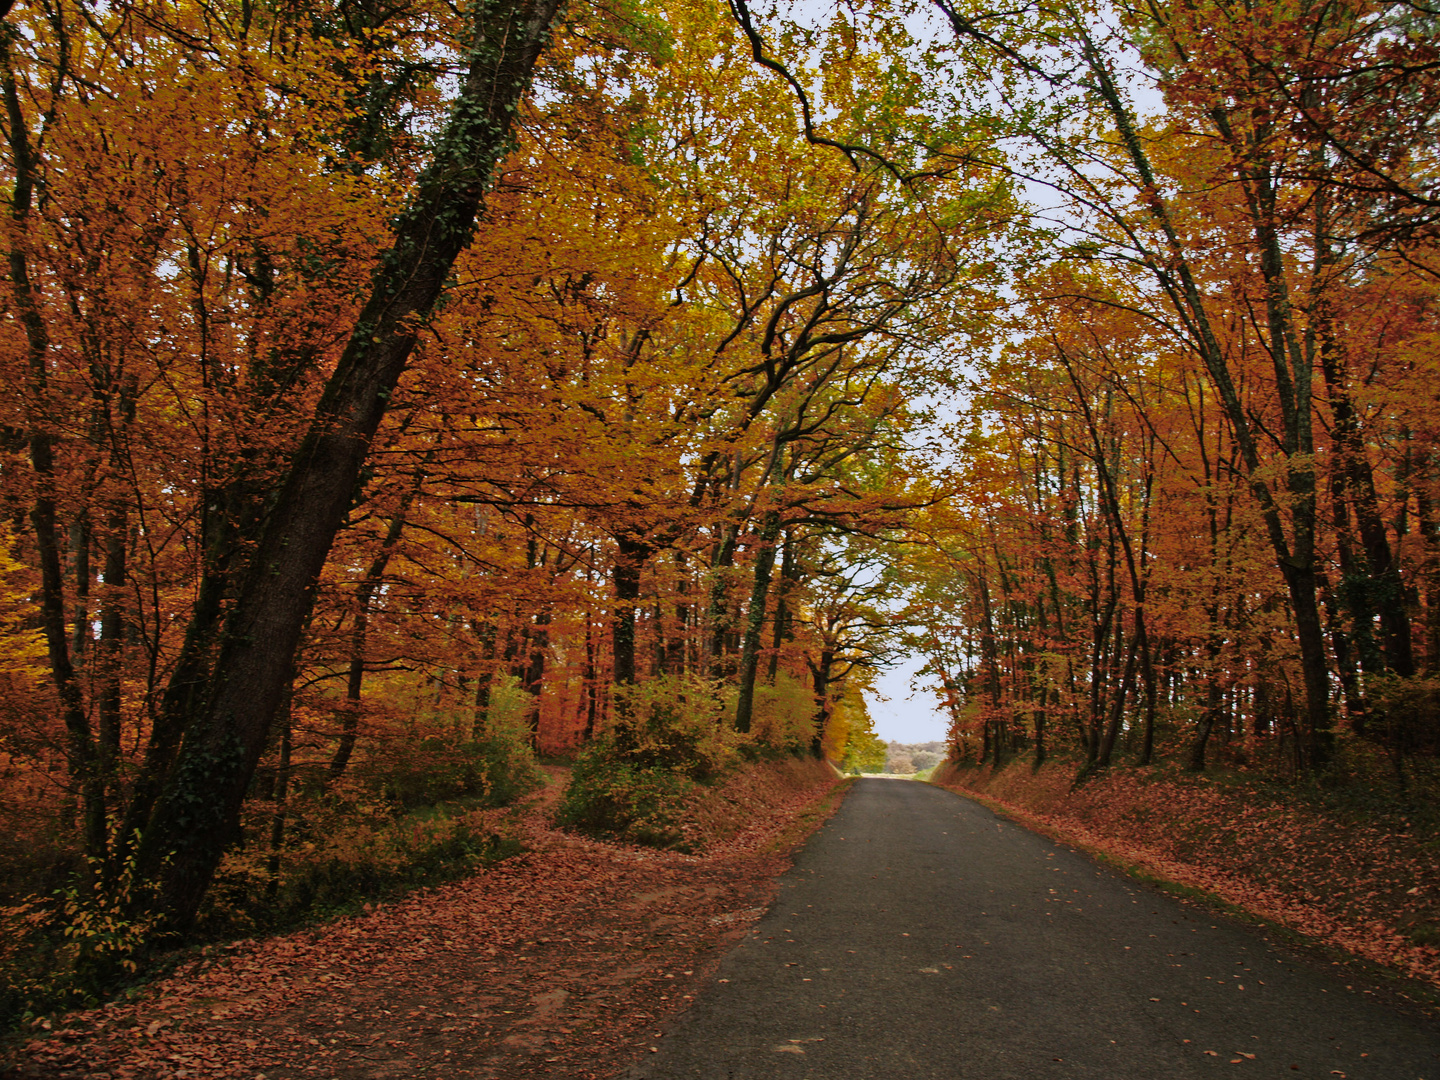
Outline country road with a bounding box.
[629,777,1440,1080]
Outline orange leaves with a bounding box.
[910,0,1440,773]
[9,759,841,1079]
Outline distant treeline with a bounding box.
[879,742,946,774]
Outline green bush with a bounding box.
[1,843,165,1029]
[201,802,520,936]
[1364,674,1440,758]
[1,894,106,1030]
[269,816,519,920]
[609,674,740,779]
[200,731,541,936]
[1,733,543,1028]
[555,672,825,851]
[750,673,816,752]
[553,741,699,851]
[358,732,544,809]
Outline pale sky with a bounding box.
[864,654,950,745]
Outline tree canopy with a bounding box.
[0,0,1437,970]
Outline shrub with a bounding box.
[553,741,700,851]
[609,675,740,779]
[60,848,165,985]
[266,814,518,920]
[201,800,519,936]
[1,843,165,1029]
[357,732,544,810]
[749,673,816,753]
[1364,675,1440,758]
[199,730,541,936]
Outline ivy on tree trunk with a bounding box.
[134,0,566,931]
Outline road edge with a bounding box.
[926,776,1440,1019]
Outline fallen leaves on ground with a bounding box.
[3,760,843,1080]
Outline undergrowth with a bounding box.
[554,744,702,850]
[0,734,542,1032]
[552,674,817,850]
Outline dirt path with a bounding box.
[4,769,845,1080]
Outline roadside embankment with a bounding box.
[4,757,847,1079]
[931,759,1440,990]
[679,755,843,852]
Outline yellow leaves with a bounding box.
[0,526,44,690]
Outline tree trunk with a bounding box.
[523,609,550,750]
[1188,664,1222,772]
[330,471,425,779]
[705,522,741,678]
[663,551,689,676]
[470,618,499,739]
[4,38,105,862]
[734,508,782,734]
[767,530,795,684]
[1416,475,1440,675]
[611,534,651,689]
[134,0,565,931]
[1096,625,1138,769]
[1138,634,1158,767]
[263,679,294,903]
[69,512,91,660]
[808,647,834,757]
[96,501,128,822]
[581,611,599,741]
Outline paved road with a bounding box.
[629,778,1440,1079]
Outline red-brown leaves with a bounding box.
[7,761,842,1080]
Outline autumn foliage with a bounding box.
[1,0,1438,1033]
[0,0,1003,1022]
[909,0,1440,786]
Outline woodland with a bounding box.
[0,0,1437,1034]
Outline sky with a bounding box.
[863,654,950,746]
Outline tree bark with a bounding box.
[611,534,651,689]
[734,508,782,734]
[3,32,106,861]
[705,522,741,678]
[329,470,425,780]
[134,0,565,931]
[1096,625,1137,769]
[767,530,795,683]
[522,609,550,749]
[470,618,500,738]
[808,647,834,757]
[96,500,127,820]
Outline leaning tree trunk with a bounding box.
[134,0,565,932]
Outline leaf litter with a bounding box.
[5,762,843,1079]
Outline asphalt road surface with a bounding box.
[628,777,1440,1080]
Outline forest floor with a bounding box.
[930,757,1440,1003]
[2,759,846,1080]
